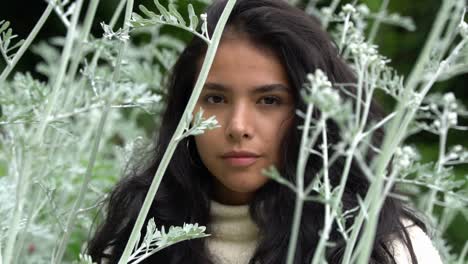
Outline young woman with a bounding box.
[88,0,442,263]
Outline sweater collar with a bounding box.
[208,200,260,242]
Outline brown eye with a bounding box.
[259,96,281,105]
[205,95,224,104]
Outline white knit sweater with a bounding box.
[206,200,260,264]
[205,200,443,264]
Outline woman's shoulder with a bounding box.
[390,218,443,264]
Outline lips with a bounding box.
[222,150,260,158]
[221,151,260,167]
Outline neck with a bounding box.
[213,179,254,205]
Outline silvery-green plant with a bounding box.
[0,20,25,65]
[117,1,237,262]
[127,220,208,263]
[0,0,170,262]
[177,107,221,140]
[131,1,212,43]
[265,1,467,264]
[0,0,467,263]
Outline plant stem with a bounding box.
[368,0,389,44]
[10,2,111,256]
[418,40,468,220]
[21,4,87,258]
[316,62,377,264]
[53,0,134,261]
[117,1,237,263]
[303,121,326,195]
[335,76,377,264]
[0,1,54,83]
[311,117,331,264]
[354,63,365,128]
[353,37,467,264]
[62,0,127,111]
[61,0,101,107]
[339,12,352,53]
[286,102,314,264]
[323,0,342,29]
[344,166,400,264]
[438,206,456,233]
[2,141,25,264]
[287,196,305,263]
[52,104,111,262]
[435,1,463,62]
[0,44,10,64]
[152,22,210,43]
[35,0,85,142]
[404,0,453,92]
[11,185,48,263]
[458,241,468,264]
[424,111,448,216]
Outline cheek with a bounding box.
[193,129,220,162]
[266,113,294,145]
[194,133,210,154]
[269,115,294,169]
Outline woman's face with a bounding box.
[194,37,294,205]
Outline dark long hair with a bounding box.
[88,0,424,263]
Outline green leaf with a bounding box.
[154,0,172,22]
[139,5,159,19]
[186,112,193,125]
[0,20,9,34]
[262,165,292,188]
[169,3,186,26]
[130,12,147,27]
[188,4,199,31]
[4,28,13,49]
[5,28,12,39]
[7,39,24,52]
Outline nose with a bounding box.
[225,102,254,141]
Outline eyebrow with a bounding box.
[203,82,290,94]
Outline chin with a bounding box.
[226,181,269,193]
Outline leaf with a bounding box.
[262,165,294,190]
[4,28,13,49]
[154,0,172,22]
[132,12,144,20]
[0,20,10,34]
[5,28,12,39]
[139,5,159,19]
[193,107,204,124]
[169,3,186,26]
[130,12,147,27]
[186,112,193,125]
[188,4,199,31]
[144,218,156,249]
[6,39,24,52]
[77,254,97,264]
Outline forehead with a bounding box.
[202,37,291,92]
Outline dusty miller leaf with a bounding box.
[0,20,24,63]
[128,219,209,263]
[177,107,221,141]
[169,3,186,26]
[154,0,172,22]
[130,1,210,43]
[188,4,199,31]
